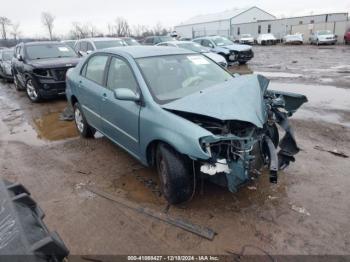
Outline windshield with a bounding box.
[212,36,233,46]
[137,54,232,104]
[124,38,140,46]
[177,42,209,53]
[62,41,76,49]
[2,50,13,60]
[159,36,174,42]
[26,44,77,60]
[94,40,125,49]
[318,30,332,35]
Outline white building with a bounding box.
[175,7,276,38]
[175,7,349,41]
[231,13,349,40]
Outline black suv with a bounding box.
[12,41,80,102]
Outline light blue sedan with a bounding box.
[66,46,307,204]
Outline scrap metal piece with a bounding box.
[264,136,279,183]
[314,146,349,158]
[86,186,216,240]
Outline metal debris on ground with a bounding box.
[86,186,216,240]
[291,204,310,216]
[314,145,349,158]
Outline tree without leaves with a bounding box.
[41,12,55,40]
[0,17,11,40]
[69,22,89,39]
[11,22,21,41]
[114,17,131,37]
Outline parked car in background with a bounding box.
[310,30,337,45]
[74,37,126,56]
[193,36,253,65]
[179,37,192,41]
[256,34,277,45]
[239,34,254,45]
[283,33,303,44]
[0,48,14,81]
[156,41,227,67]
[121,37,141,46]
[12,41,80,102]
[142,36,175,45]
[61,40,77,49]
[343,29,350,44]
[66,46,306,204]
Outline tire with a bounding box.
[73,102,95,138]
[25,77,42,102]
[156,143,194,204]
[239,61,247,65]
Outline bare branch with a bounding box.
[41,12,55,40]
[0,16,12,40]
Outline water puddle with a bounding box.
[269,82,350,127]
[33,112,79,141]
[112,167,166,205]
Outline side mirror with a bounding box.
[17,54,23,61]
[114,88,140,102]
[86,50,93,55]
[209,44,214,48]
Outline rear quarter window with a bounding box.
[84,55,109,85]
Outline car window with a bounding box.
[107,57,138,93]
[74,42,81,53]
[84,55,109,85]
[25,44,76,59]
[80,41,88,52]
[201,39,212,47]
[87,42,94,51]
[158,43,168,46]
[145,37,153,44]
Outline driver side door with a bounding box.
[100,56,141,157]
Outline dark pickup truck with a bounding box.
[12,41,80,102]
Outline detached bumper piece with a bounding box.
[0,179,69,262]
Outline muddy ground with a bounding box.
[0,45,349,256]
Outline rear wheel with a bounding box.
[156,143,194,204]
[26,78,41,102]
[74,102,95,138]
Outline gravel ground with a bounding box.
[0,44,349,257]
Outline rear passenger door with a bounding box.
[100,56,141,157]
[78,54,109,131]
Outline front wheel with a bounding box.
[26,78,41,102]
[74,102,95,138]
[156,143,194,204]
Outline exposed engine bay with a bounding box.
[167,88,307,193]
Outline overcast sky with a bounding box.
[1,0,350,38]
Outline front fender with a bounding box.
[215,47,230,55]
[139,105,212,165]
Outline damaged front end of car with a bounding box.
[164,75,307,192]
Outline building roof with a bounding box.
[177,6,275,26]
[103,46,195,58]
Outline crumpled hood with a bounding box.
[162,74,269,128]
[27,57,80,69]
[217,44,252,52]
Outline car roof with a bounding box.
[23,41,62,46]
[77,37,123,42]
[194,35,222,40]
[102,46,195,58]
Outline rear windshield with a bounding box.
[2,50,13,60]
[177,42,209,53]
[94,40,126,49]
[26,44,77,60]
[318,30,332,35]
[124,38,140,46]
